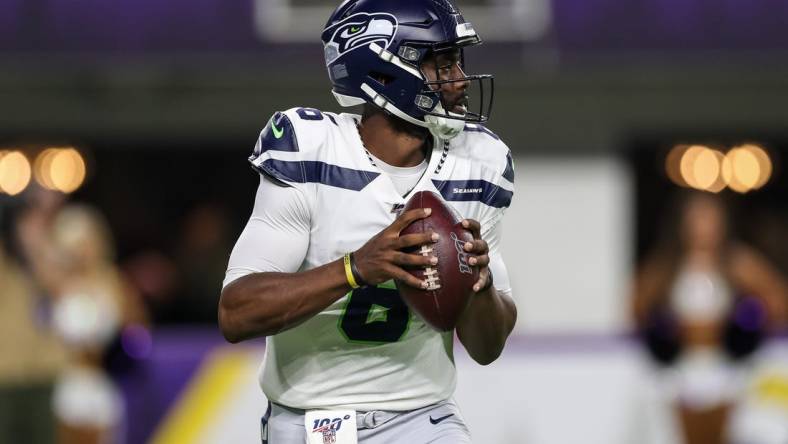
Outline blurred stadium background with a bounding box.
[2,0,788,443]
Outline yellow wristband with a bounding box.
[344,252,360,289]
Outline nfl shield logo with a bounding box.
[322,429,336,444]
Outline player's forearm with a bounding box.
[455,288,517,365]
[218,259,351,342]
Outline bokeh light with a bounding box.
[51,148,86,193]
[739,144,772,190]
[722,151,747,193]
[33,148,59,190]
[731,148,760,188]
[0,150,32,195]
[33,147,87,193]
[666,143,773,193]
[691,148,721,191]
[665,144,689,187]
[721,145,773,194]
[679,145,703,188]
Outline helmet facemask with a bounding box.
[414,46,494,139]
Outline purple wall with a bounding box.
[554,0,788,51]
[117,327,263,444]
[0,0,260,52]
[2,0,788,53]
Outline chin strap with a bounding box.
[424,102,465,140]
[359,82,465,141]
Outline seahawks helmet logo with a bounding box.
[324,12,397,66]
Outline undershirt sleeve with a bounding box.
[223,175,311,289]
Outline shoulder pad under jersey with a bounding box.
[461,123,514,185]
[248,107,334,185]
[248,108,379,191]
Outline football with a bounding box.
[397,191,479,331]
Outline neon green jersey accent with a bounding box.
[366,304,389,324]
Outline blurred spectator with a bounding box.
[173,202,232,323]
[632,191,788,444]
[0,234,67,443]
[14,185,68,294]
[15,189,148,444]
[123,250,179,323]
[121,203,231,324]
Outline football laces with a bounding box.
[419,244,441,290]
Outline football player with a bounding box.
[219,0,517,442]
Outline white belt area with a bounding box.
[272,403,400,430]
[355,410,400,429]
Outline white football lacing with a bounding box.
[419,244,441,290]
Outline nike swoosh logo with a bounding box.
[429,414,454,425]
[271,120,284,139]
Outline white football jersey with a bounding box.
[224,107,514,412]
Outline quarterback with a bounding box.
[219,0,517,442]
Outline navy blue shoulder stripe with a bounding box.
[463,123,500,140]
[432,179,512,208]
[254,159,379,191]
[503,151,514,182]
[253,112,299,156]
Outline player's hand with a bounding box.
[461,219,491,293]
[353,208,439,289]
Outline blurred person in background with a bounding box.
[0,203,68,444]
[13,185,68,294]
[122,249,180,323]
[16,192,148,444]
[174,202,233,323]
[633,190,788,444]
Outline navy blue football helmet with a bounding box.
[321,0,494,139]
